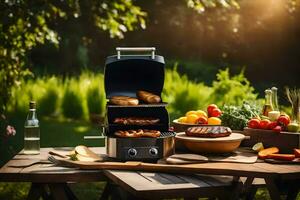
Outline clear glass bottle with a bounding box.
[262,89,273,117]
[24,101,40,154]
[271,87,279,111]
[268,87,281,121]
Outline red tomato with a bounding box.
[248,118,260,129]
[268,121,278,130]
[259,119,271,129]
[277,115,290,127]
[210,108,222,117]
[196,116,208,124]
[272,125,282,133]
[207,104,218,117]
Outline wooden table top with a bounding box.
[1,147,300,183]
[0,147,107,183]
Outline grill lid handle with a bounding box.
[116,47,156,59]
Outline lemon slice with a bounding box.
[252,142,264,152]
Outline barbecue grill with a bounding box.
[104,47,175,162]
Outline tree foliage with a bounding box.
[1,0,299,117]
[0,0,146,115]
[186,0,240,13]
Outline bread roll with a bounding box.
[110,96,139,106]
[137,91,161,104]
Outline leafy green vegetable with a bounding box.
[220,102,261,130]
[69,153,78,161]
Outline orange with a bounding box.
[207,117,222,125]
[196,110,208,118]
[185,110,197,117]
[178,117,187,123]
[186,114,199,124]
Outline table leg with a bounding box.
[64,183,78,200]
[27,183,50,200]
[99,182,113,200]
[264,178,281,200]
[243,177,258,200]
[27,183,42,200]
[230,176,242,200]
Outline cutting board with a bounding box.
[48,147,257,171]
[208,148,257,163]
[160,148,257,165]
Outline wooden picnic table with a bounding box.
[0,147,300,200]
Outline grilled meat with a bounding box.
[186,126,232,138]
[114,129,161,138]
[113,117,160,125]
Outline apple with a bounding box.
[287,123,299,132]
[210,108,222,117]
[207,104,218,117]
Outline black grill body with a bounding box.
[104,47,175,162]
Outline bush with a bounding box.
[163,67,213,119]
[163,67,260,120]
[7,68,259,122]
[87,82,105,115]
[211,68,258,106]
[61,80,84,119]
[7,76,63,117]
[38,77,62,116]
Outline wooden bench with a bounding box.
[104,170,242,200]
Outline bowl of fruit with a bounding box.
[172,104,222,132]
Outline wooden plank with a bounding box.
[195,174,233,187]
[174,175,211,187]
[138,172,187,184]
[104,170,239,199]
[0,147,107,182]
[253,163,300,177]
[242,128,299,153]
[55,158,282,178]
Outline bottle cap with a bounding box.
[29,101,36,109]
[265,89,272,94]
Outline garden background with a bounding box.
[1,0,300,199]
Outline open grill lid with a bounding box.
[104,47,165,99]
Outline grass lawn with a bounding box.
[0,116,106,200]
[1,116,105,167]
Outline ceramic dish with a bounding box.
[175,132,245,153]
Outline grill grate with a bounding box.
[159,131,176,138]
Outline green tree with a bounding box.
[0,0,146,117]
[0,0,245,115]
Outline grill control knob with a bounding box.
[149,147,158,156]
[128,148,137,157]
